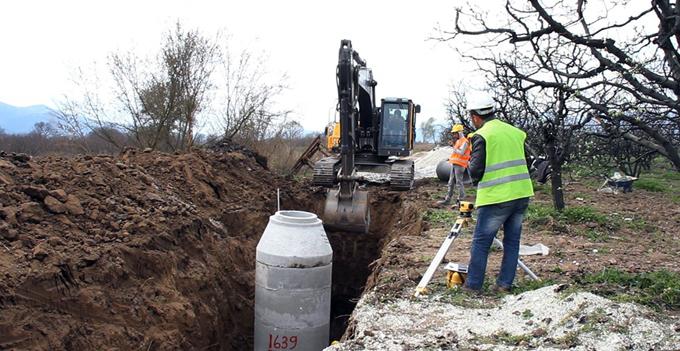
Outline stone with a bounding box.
[47,236,65,246]
[32,243,49,261]
[44,196,67,214]
[0,222,18,241]
[20,186,50,201]
[0,171,12,185]
[18,202,43,223]
[0,207,17,225]
[0,159,16,169]
[532,328,547,337]
[64,195,84,215]
[48,189,69,202]
[12,153,31,162]
[143,148,153,153]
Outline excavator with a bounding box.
[314,39,420,233]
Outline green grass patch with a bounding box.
[578,269,680,310]
[671,195,680,204]
[635,178,666,192]
[422,208,457,225]
[624,218,655,232]
[661,171,680,181]
[513,278,556,294]
[526,203,557,225]
[562,206,607,225]
[526,204,620,231]
[584,228,608,242]
[437,286,493,309]
[532,181,550,194]
[493,331,531,346]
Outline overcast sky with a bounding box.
[0,0,475,132]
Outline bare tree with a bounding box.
[215,48,290,143]
[442,0,680,171]
[420,117,436,143]
[56,21,219,152]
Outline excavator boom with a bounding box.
[322,40,370,233]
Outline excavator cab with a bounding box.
[378,99,420,157]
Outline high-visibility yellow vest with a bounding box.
[474,119,534,206]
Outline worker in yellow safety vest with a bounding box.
[437,124,470,205]
[463,92,534,293]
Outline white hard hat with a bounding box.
[466,93,495,115]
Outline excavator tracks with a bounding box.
[312,157,340,187]
[390,160,415,190]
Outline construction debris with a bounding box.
[326,285,680,351]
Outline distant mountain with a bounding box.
[0,102,55,134]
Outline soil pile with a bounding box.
[0,148,315,350]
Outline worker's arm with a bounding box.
[467,134,486,185]
[452,140,469,155]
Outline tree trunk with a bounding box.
[545,138,566,211]
[550,162,565,211]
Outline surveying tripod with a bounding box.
[414,201,539,297]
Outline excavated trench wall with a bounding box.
[0,149,423,351]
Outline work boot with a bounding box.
[461,285,481,295]
[490,284,512,294]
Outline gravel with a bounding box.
[325,285,680,350]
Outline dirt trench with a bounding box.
[0,148,425,351]
[325,190,423,343]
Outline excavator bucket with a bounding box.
[322,188,370,233]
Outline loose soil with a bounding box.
[2,146,679,350]
[365,178,680,302]
[0,147,317,350]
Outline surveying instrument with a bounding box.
[414,201,539,297]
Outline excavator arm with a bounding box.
[322,40,371,233]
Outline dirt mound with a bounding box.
[0,148,316,350]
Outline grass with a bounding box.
[422,208,457,225]
[562,206,608,225]
[526,203,557,226]
[472,331,532,346]
[672,194,680,205]
[532,180,550,194]
[584,228,608,242]
[577,268,680,310]
[437,286,492,309]
[624,218,654,232]
[635,178,666,192]
[526,204,610,226]
[512,278,555,294]
[526,203,626,235]
[493,331,531,346]
[661,171,680,181]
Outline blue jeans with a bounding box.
[465,197,530,290]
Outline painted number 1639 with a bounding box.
[268,334,298,350]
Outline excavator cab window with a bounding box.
[378,102,410,155]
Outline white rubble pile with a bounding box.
[356,146,451,183]
[410,146,452,180]
[325,285,680,350]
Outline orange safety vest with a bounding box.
[448,137,471,167]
